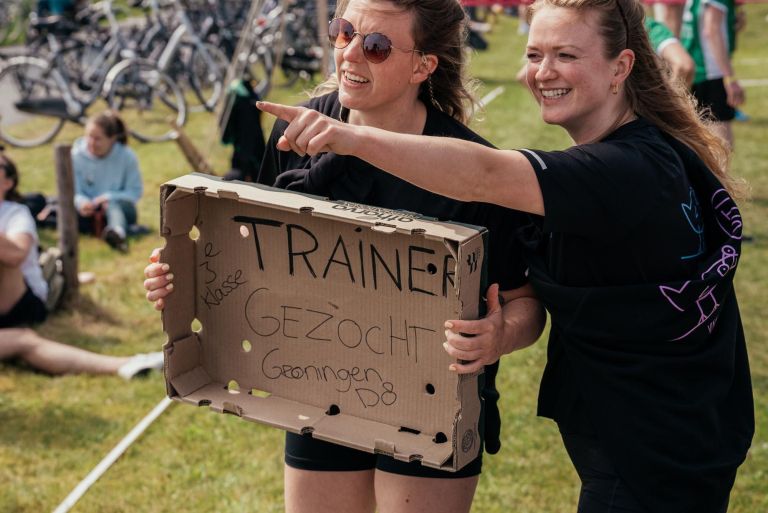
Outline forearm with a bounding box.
[498,296,546,355]
[351,126,543,214]
[0,234,29,267]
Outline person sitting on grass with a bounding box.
[0,152,161,379]
[72,111,143,253]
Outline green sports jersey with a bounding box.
[680,0,736,84]
[645,18,678,55]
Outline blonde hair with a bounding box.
[527,0,747,199]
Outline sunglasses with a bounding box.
[328,17,421,64]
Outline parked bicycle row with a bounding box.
[0,0,329,149]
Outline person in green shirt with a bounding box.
[681,0,745,146]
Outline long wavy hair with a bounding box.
[527,0,747,199]
[314,0,478,124]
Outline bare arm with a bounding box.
[659,40,695,87]
[257,102,546,215]
[702,5,744,107]
[443,283,546,374]
[0,232,33,268]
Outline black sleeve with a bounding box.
[255,119,287,187]
[479,205,530,291]
[256,118,349,195]
[519,143,663,238]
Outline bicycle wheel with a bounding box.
[188,42,228,112]
[0,57,66,148]
[105,59,187,143]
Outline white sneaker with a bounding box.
[118,352,165,380]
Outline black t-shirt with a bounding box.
[519,118,753,513]
[522,119,706,431]
[258,91,532,454]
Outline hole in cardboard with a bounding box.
[408,454,423,463]
[399,426,421,435]
[433,432,448,444]
[249,388,270,398]
[242,339,252,352]
[411,228,426,235]
[239,225,250,238]
[355,227,362,232]
[425,383,436,395]
[299,207,314,214]
[226,380,240,394]
[325,404,341,416]
[426,263,438,275]
[191,318,202,332]
[301,427,315,435]
[198,399,211,407]
[189,225,200,241]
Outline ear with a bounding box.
[411,53,438,84]
[613,48,635,85]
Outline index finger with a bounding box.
[256,101,303,123]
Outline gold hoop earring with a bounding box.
[611,83,619,95]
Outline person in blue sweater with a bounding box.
[72,111,143,252]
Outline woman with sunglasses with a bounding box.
[257,0,754,511]
[145,0,545,511]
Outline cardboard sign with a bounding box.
[160,174,487,471]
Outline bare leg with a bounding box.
[284,466,376,513]
[375,470,479,513]
[0,328,130,375]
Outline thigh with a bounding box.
[283,432,377,513]
[562,433,645,513]
[374,470,479,513]
[108,199,137,222]
[0,286,47,328]
[284,466,375,513]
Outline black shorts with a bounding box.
[285,432,483,478]
[0,285,47,328]
[691,78,735,122]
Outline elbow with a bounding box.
[2,252,26,269]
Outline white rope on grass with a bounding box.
[740,78,768,88]
[52,397,174,513]
[479,86,505,108]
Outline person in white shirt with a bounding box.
[0,152,161,379]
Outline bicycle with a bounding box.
[0,5,187,148]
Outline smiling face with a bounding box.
[85,121,117,159]
[335,0,423,117]
[525,6,629,142]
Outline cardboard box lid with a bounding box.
[160,174,486,470]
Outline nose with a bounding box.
[342,33,365,62]
[534,56,557,82]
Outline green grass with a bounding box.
[2,7,767,512]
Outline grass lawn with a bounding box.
[2,7,766,512]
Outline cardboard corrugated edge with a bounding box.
[159,174,486,471]
[449,234,485,470]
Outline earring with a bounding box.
[427,74,436,105]
[611,83,619,95]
